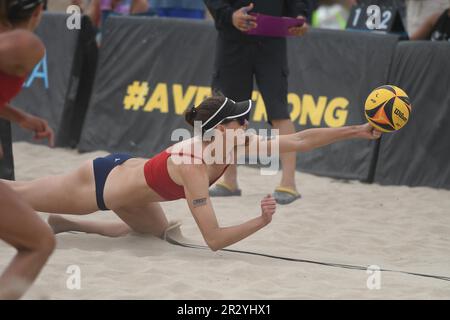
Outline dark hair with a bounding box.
[184,95,228,127]
[3,0,43,25]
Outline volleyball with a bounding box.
[364,85,411,132]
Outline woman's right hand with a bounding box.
[261,194,276,225]
[357,123,382,140]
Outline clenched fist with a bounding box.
[260,194,276,224]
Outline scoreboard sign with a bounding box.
[346,4,407,37]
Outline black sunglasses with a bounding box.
[223,116,248,126]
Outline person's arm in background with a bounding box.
[410,12,440,40]
[286,0,310,36]
[130,0,149,14]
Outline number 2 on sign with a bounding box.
[379,11,392,29]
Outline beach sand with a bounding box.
[1,142,449,299]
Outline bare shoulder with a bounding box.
[14,30,45,70]
[0,30,45,76]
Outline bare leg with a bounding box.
[48,215,131,237]
[1,160,98,214]
[113,202,170,238]
[48,202,169,239]
[0,182,55,300]
[271,119,298,192]
[220,164,239,191]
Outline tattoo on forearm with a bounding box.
[193,198,207,207]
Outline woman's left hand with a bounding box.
[19,114,55,147]
[260,194,276,225]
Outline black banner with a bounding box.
[286,29,399,180]
[78,17,216,155]
[11,13,97,148]
[79,17,399,182]
[374,41,450,189]
[0,120,14,180]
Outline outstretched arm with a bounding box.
[246,123,381,156]
[279,123,381,153]
[180,164,275,251]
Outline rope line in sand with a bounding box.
[166,237,450,283]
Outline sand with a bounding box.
[1,142,449,299]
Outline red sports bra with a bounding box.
[0,71,26,108]
[144,150,229,201]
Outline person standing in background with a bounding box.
[86,0,150,45]
[205,1,309,205]
[87,0,150,29]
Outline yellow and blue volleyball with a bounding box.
[364,85,411,132]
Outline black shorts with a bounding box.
[212,34,289,124]
[93,153,134,210]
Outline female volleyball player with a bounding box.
[0,0,55,299]
[3,95,382,254]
